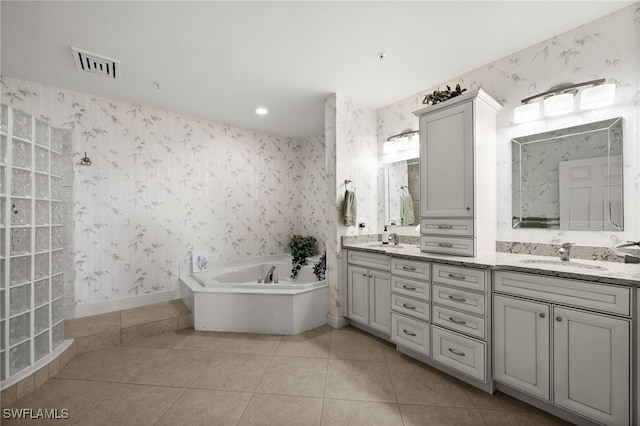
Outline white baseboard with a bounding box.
[327,313,349,329]
[74,288,179,319]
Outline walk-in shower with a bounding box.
[0,104,68,387]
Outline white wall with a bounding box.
[377,4,640,247]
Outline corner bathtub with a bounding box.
[180,254,328,335]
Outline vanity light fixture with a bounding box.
[255,107,268,115]
[513,79,615,123]
[383,129,419,161]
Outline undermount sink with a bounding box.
[368,243,405,249]
[519,259,608,271]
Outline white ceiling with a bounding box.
[1,1,633,139]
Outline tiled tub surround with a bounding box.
[1,299,192,408]
[342,242,639,425]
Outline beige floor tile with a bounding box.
[400,404,487,426]
[324,359,396,403]
[321,399,403,426]
[380,342,413,363]
[276,334,331,358]
[284,325,334,342]
[156,388,251,426]
[121,329,191,349]
[121,317,178,344]
[3,379,120,425]
[190,352,271,392]
[238,393,323,426]
[54,346,169,383]
[170,299,192,316]
[255,356,327,397]
[120,302,177,328]
[64,311,121,339]
[75,384,183,426]
[462,385,540,412]
[478,409,573,426]
[173,332,232,352]
[386,361,474,407]
[129,349,215,387]
[224,333,283,355]
[329,329,385,361]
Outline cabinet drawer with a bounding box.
[421,219,474,237]
[391,276,430,301]
[392,294,430,322]
[494,271,631,316]
[421,236,474,257]
[391,313,430,356]
[432,305,485,339]
[390,258,431,281]
[347,250,390,272]
[432,284,486,316]
[432,326,485,381]
[432,264,486,292]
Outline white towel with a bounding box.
[343,190,357,226]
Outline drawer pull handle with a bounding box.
[447,273,467,280]
[556,317,563,322]
[438,225,453,229]
[448,317,466,325]
[448,295,467,303]
[402,304,417,310]
[402,285,417,291]
[402,266,417,271]
[448,348,466,357]
[403,329,417,337]
[539,313,546,318]
[438,243,453,248]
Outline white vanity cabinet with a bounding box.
[430,263,490,385]
[390,257,431,356]
[493,271,631,426]
[414,89,501,257]
[346,251,391,335]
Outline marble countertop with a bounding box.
[342,242,640,286]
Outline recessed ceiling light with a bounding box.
[256,107,268,115]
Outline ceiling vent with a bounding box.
[71,47,120,80]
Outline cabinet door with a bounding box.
[493,295,550,401]
[553,307,629,425]
[369,270,391,334]
[420,101,473,218]
[347,266,369,325]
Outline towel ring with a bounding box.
[345,179,356,191]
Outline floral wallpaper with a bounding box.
[376,3,640,248]
[0,76,330,312]
[324,93,378,319]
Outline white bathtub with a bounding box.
[180,254,328,335]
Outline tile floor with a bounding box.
[3,325,571,425]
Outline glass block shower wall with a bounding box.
[0,104,66,384]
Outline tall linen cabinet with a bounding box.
[414,89,501,257]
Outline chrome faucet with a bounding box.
[558,242,574,261]
[389,233,400,246]
[264,265,276,283]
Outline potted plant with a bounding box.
[289,235,317,278]
[422,84,467,105]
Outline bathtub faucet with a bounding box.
[264,266,277,284]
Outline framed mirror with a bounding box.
[512,117,623,230]
[385,158,419,226]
